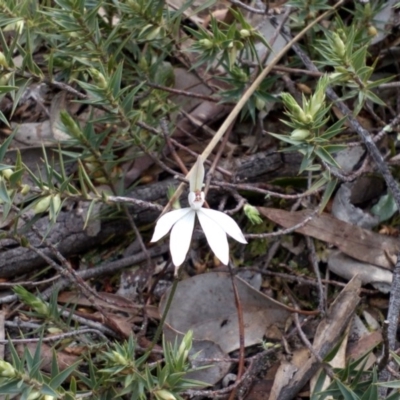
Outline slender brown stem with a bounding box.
[227,263,245,400]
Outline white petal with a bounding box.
[197,210,230,265]
[190,156,205,192]
[199,208,247,244]
[170,210,196,267]
[151,208,192,242]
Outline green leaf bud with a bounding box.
[178,330,192,362]
[332,32,346,58]
[290,128,311,140]
[4,20,24,35]
[60,111,83,139]
[368,25,378,37]
[32,298,50,316]
[240,29,251,38]
[198,39,214,49]
[281,93,308,123]
[0,52,8,68]
[244,204,263,225]
[255,97,266,111]
[20,184,30,195]
[89,68,107,89]
[33,195,52,214]
[0,360,16,377]
[0,73,12,86]
[145,26,162,41]
[26,390,41,400]
[234,40,244,50]
[52,194,62,213]
[310,81,326,117]
[112,351,128,365]
[1,169,13,180]
[154,390,176,400]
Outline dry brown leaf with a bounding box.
[159,271,291,386]
[58,291,140,314]
[161,271,291,354]
[58,291,140,338]
[258,207,399,270]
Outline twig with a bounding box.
[0,276,60,288]
[212,180,324,199]
[387,364,400,379]
[242,62,324,77]
[0,328,108,344]
[375,112,400,142]
[387,254,400,350]
[245,207,318,239]
[37,244,169,303]
[106,195,163,211]
[123,207,153,269]
[378,321,390,372]
[146,81,222,103]
[60,309,118,337]
[224,191,247,215]
[321,158,370,182]
[160,117,188,175]
[227,0,266,14]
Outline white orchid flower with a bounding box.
[151,157,247,268]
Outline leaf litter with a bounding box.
[0,0,400,399]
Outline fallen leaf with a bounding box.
[161,271,291,354]
[160,271,291,386]
[258,207,399,270]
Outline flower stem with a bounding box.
[144,275,179,360]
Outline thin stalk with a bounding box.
[144,276,179,360]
